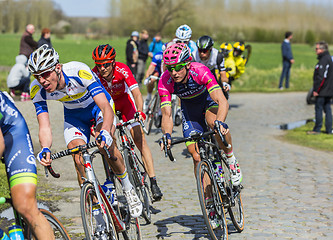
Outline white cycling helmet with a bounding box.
[175,24,192,41]
[28,44,59,75]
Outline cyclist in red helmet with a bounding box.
[92,44,163,201]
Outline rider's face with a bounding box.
[199,49,211,61]
[168,62,190,83]
[34,65,60,93]
[95,60,115,80]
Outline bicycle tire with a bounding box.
[113,175,142,240]
[80,182,118,240]
[221,157,244,232]
[144,94,157,135]
[124,149,151,224]
[25,208,71,240]
[196,161,228,240]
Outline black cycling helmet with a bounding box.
[92,44,116,61]
[196,35,214,50]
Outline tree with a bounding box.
[110,0,193,36]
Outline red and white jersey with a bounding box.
[92,62,139,101]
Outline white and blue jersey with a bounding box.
[30,61,115,145]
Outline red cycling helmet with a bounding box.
[92,44,116,61]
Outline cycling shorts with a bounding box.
[114,93,139,129]
[64,99,116,145]
[181,94,218,146]
[3,119,37,188]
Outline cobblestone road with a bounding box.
[16,92,333,239]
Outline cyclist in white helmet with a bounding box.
[174,24,198,54]
[28,45,142,220]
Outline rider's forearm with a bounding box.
[132,88,143,112]
[161,107,173,134]
[37,112,52,148]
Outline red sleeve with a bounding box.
[116,62,138,90]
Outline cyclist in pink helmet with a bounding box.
[159,43,243,187]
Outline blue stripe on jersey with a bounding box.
[34,101,48,115]
[87,81,104,98]
[72,76,84,87]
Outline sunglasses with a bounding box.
[198,49,210,53]
[33,68,54,80]
[166,62,188,72]
[95,61,113,69]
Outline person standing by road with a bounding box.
[19,24,38,59]
[137,29,149,85]
[126,31,139,79]
[278,31,294,90]
[148,32,163,58]
[38,28,53,48]
[307,41,333,135]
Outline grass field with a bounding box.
[0,34,318,92]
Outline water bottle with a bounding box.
[212,160,223,181]
[8,224,24,240]
[0,228,10,240]
[101,179,117,205]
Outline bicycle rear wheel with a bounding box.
[221,157,244,232]
[144,94,157,134]
[113,177,142,240]
[80,182,118,240]
[196,161,228,240]
[25,208,71,240]
[124,149,151,224]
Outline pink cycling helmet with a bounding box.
[163,43,192,65]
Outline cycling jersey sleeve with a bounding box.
[30,80,49,115]
[117,62,139,91]
[158,71,173,108]
[193,63,221,94]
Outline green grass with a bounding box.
[283,121,333,152]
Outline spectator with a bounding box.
[148,32,163,58]
[7,55,31,101]
[126,31,139,78]
[19,24,38,59]
[38,28,53,48]
[279,31,294,90]
[307,41,333,135]
[137,29,149,85]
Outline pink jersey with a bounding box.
[92,62,138,101]
[158,62,221,108]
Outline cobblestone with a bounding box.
[14,92,333,239]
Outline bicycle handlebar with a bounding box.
[116,112,148,134]
[163,124,231,162]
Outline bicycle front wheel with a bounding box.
[26,209,71,240]
[196,161,228,240]
[80,182,118,240]
[221,158,244,232]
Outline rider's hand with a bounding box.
[144,77,150,86]
[37,147,52,166]
[97,130,113,148]
[222,82,231,92]
[159,133,171,151]
[135,111,146,122]
[214,120,229,135]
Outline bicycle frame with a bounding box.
[48,143,127,233]
[80,149,126,233]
